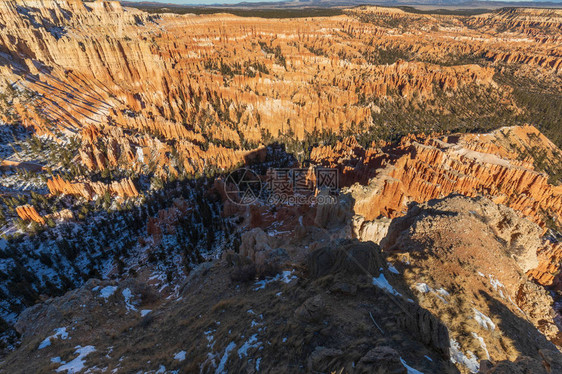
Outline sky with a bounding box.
[130,0,284,3]
[127,0,561,5]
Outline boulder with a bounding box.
[356,346,407,374]
[307,346,343,372]
[307,239,385,279]
[314,191,353,229]
[294,295,326,323]
[239,228,271,261]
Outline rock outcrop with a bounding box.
[15,205,74,225]
[380,195,562,368]
[337,126,562,231]
[47,175,138,200]
[15,205,45,225]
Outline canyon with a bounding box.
[0,1,560,373]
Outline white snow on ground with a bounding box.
[98,286,118,299]
[254,270,297,291]
[471,332,490,360]
[216,342,236,374]
[201,328,221,371]
[267,230,291,237]
[450,339,479,373]
[473,308,495,331]
[387,263,400,274]
[255,357,261,371]
[507,294,526,316]
[414,283,430,293]
[412,283,449,303]
[488,275,505,298]
[488,275,504,291]
[205,329,216,350]
[122,288,137,311]
[141,310,151,317]
[136,147,144,163]
[106,346,113,359]
[39,327,70,349]
[148,273,166,282]
[372,274,401,296]
[237,334,262,358]
[174,351,186,362]
[55,345,96,373]
[280,270,297,283]
[400,357,424,374]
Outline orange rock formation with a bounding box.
[309,126,562,232]
[310,125,562,290]
[1,0,558,172]
[47,175,139,200]
[16,205,45,225]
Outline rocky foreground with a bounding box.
[1,194,561,373]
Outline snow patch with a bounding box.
[256,357,261,371]
[449,339,479,373]
[99,286,118,299]
[280,270,297,283]
[174,351,186,362]
[414,283,430,293]
[122,288,137,311]
[216,342,236,374]
[39,327,70,350]
[473,308,495,331]
[471,332,490,360]
[372,274,401,296]
[254,270,297,291]
[55,345,96,373]
[388,263,400,274]
[412,283,448,303]
[400,357,424,374]
[237,334,262,359]
[487,274,506,298]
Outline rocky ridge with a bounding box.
[307,125,562,292]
